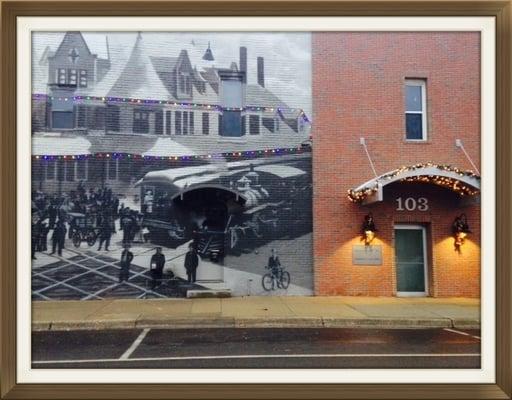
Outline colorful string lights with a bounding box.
[32,93,311,123]
[32,145,310,162]
[347,163,481,203]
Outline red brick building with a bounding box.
[312,32,481,298]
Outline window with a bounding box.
[79,70,88,87]
[45,161,57,181]
[106,105,120,132]
[175,111,182,134]
[202,113,209,135]
[51,97,74,129]
[57,68,67,85]
[178,73,191,96]
[183,112,188,135]
[405,79,427,140]
[106,159,119,181]
[165,111,172,135]
[220,76,244,137]
[155,110,163,135]
[262,117,275,133]
[64,162,75,182]
[133,109,149,133]
[76,160,88,181]
[249,115,260,135]
[68,69,77,86]
[189,112,194,134]
[93,107,105,130]
[76,106,87,128]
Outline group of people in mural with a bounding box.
[31,183,144,258]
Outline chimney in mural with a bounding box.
[257,56,265,87]
[239,46,247,83]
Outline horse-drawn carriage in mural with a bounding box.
[135,159,312,262]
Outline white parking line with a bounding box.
[32,352,481,365]
[119,328,151,360]
[444,328,480,340]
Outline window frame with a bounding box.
[202,112,209,135]
[404,79,428,141]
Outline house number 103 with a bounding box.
[396,197,429,211]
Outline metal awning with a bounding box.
[348,164,481,205]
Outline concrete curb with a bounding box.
[32,317,479,331]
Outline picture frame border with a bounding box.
[1,1,510,399]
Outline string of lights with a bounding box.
[347,162,481,203]
[32,145,310,162]
[32,94,311,122]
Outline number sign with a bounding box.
[396,197,429,211]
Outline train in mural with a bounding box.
[136,155,312,262]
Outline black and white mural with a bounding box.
[31,32,312,299]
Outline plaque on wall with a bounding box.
[352,245,383,265]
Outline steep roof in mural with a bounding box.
[105,33,171,100]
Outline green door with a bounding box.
[395,226,427,295]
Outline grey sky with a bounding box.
[32,31,312,116]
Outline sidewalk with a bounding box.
[32,296,480,331]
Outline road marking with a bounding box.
[119,328,151,360]
[444,328,481,340]
[32,353,481,365]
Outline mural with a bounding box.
[31,31,313,300]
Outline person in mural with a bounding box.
[184,243,199,284]
[97,219,113,251]
[38,221,50,252]
[150,247,166,289]
[120,209,135,245]
[119,244,134,283]
[50,220,67,256]
[144,190,154,214]
[268,248,282,281]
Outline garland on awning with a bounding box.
[32,94,311,123]
[348,163,481,203]
[32,145,310,162]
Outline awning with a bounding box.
[348,163,481,205]
[32,134,91,156]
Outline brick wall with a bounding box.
[312,32,481,297]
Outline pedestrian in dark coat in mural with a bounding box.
[48,202,57,229]
[31,220,40,260]
[120,210,134,245]
[184,244,199,283]
[150,247,166,289]
[51,220,67,256]
[97,220,112,251]
[38,222,50,252]
[119,244,134,282]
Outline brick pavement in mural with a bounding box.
[31,250,204,300]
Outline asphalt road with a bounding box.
[32,327,481,369]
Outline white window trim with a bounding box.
[405,79,427,141]
[106,158,119,181]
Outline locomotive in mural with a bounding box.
[136,155,312,262]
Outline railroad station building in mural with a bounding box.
[30,31,480,300]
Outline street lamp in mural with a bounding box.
[361,213,377,245]
[452,214,471,251]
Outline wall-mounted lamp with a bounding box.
[362,213,377,245]
[452,213,471,251]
